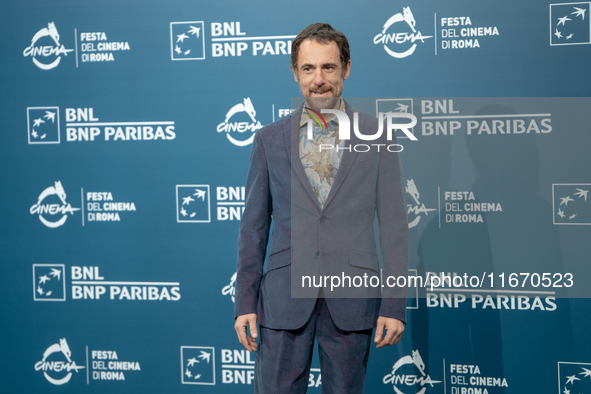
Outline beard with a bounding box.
[304,96,340,112]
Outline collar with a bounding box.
[299,98,346,128]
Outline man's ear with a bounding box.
[342,60,351,80]
[292,67,299,83]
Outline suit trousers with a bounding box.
[254,297,373,394]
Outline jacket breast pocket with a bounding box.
[348,249,379,273]
[264,248,291,274]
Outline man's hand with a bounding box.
[374,316,404,348]
[235,313,258,352]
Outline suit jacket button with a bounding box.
[315,251,320,257]
[320,215,327,222]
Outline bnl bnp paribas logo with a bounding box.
[176,185,211,223]
[24,22,73,70]
[374,7,433,58]
[33,264,66,301]
[27,106,176,144]
[553,184,590,225]
[170,21,205,60]
[558,361,591,394]
[35,338,84,385]
[176,185,246,222]
[180,346,215,385]
[550,2,590,45]
[170,20,295,60]
[30,181,80,228]
[27,107,60,144]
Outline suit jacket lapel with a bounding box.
[321,101,358,212]
[286,105,322,212]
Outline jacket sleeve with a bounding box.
[234,131,272,318]
[376,134,409,323]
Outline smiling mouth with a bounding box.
[311,90,332,96]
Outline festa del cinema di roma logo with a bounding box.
[35,338,84,385]
[374,7,432,58]
[30,181,80,228]
[23,22,73,70]
[383,349,441,394]
[217,98,263,147]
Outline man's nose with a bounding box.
[313,69,326,85]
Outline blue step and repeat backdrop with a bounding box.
[1,0,590,393]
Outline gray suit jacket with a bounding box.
[235,102,409,331]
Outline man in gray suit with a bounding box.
[235,23,409,393]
